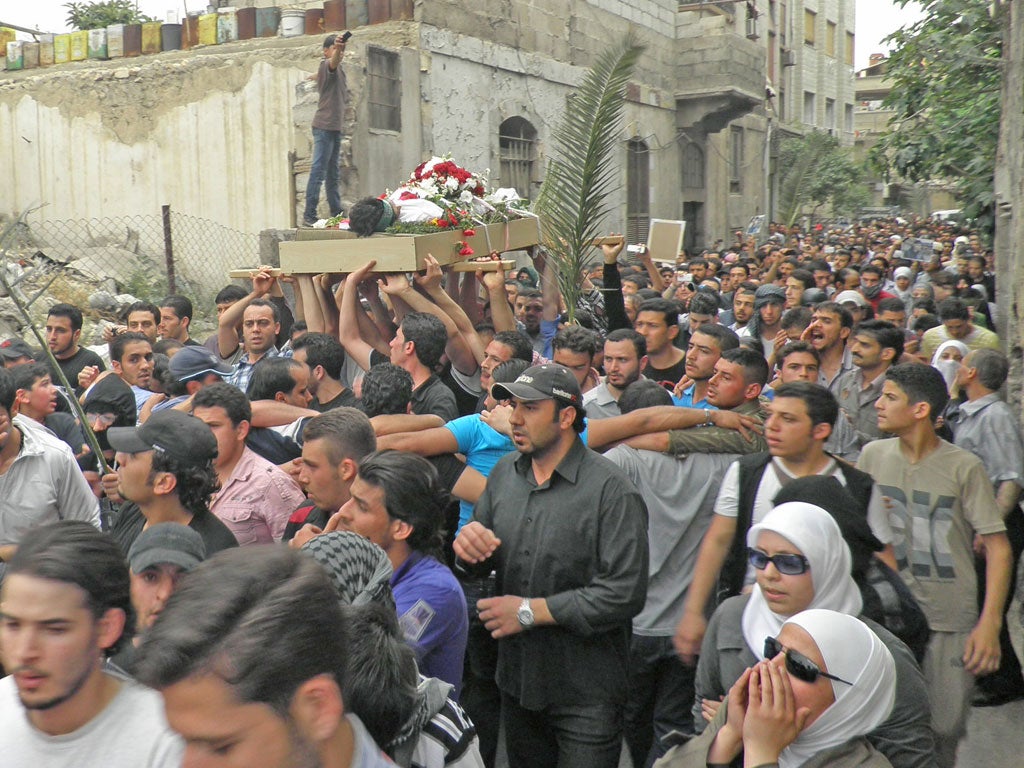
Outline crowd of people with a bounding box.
[0,214,1019,768]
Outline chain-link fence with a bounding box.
[11,207,259,333]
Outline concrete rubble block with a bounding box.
[114,293,141,310]
[258,229,295,269]
[88,290,118,312]
[67,246,158,288]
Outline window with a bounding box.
[729,126,744,195]
[682,143,704,189]
[768,31,776,81]
[804,9,816,46]
[803,91,816,125]
[845,32,855,66]
[367,48,401,132]
[825,98,836,132]
[826,21,836,57]
[499,118,537,199]
[626,140,650,245]
[845,103,854,133]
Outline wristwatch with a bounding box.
[516,597,535,628]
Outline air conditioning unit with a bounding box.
[781,49,796,67]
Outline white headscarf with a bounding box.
[777,609,896,768]
[742,502,863,658]
[931,339,969,391]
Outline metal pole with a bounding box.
[0,217,110,474]
[162,203,177,294]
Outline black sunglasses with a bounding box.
[764,636,854,686]
[747,548,810,576]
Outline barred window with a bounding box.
[626,139,650,245]
[499,117,537,199]
[368,47,401,132]
[729,127,744,195]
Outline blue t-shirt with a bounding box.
[444,414,516,529]
[671,382,718,410]
[392,552,469,698]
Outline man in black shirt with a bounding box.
[45,303,105,390]
[636,299,687,386]
[455,364,648,768]
[103,410,238,556]
[292,332,356,411]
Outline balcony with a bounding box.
[675,19,765,133]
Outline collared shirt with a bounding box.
[666,399,768,456]
[210,446,306,545]
[227,347,288,394]
[948,393,1024,490]
[469,438,649,709]
[818,345,855,392]
[581,380,621,420]
[831,366,888,461]
[0,415,100,547]
[672,382,714,409]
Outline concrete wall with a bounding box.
[0,40,314,231]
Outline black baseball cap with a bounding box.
[107,410,218,465]
[169,346,234,382]
[491,364,581,407]
[128,522,206,573]
[0,338,35,361]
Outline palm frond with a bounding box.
[534,31,645,322]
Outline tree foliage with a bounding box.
[534,32,645,323]
[869,0,1003,233]
[64,0,152,30]
[777,130,867,226]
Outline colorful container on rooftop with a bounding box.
[181,16,199,49]
[141,21,161,54]
[70,31,88,60]
[255,7,280,37]
[87,28,108,59]
[54,34,71,63]
[237,7,256,40]
[22,42,39,69]
[38,34,55,66]
[323,0,346,31]
[217,8,238,43]
[304,8,324,35]
[198,13,218,45]
[6,41,23,71]
[123,23,142,56]
[107,24,125,58]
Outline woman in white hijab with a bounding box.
[689,503,932,768]
[656,609,897,768]
[930,339,969,394]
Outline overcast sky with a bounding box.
[6,0,925,71]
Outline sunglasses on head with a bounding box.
[748,547,810,575]
[764,636,854,686]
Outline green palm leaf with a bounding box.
[534,32,645,323]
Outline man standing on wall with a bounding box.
[303,33,348,227]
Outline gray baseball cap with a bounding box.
[128,522,206,573]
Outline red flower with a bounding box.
[399,190,419,200]
[462,228,476,237]
[458,243,475,256]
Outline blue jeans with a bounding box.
[304,127,342,222]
